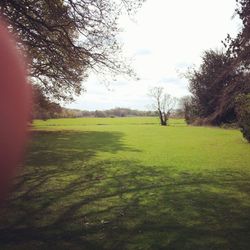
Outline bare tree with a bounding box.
[149,87,177,126]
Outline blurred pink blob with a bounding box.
[0,20,31,199]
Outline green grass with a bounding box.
[0,117,250,249]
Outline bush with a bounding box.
[220,123,238,129]
[179,96,198,124]
[235,94,250,142]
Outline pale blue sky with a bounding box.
[67,0,241,111]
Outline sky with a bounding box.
[66,0,242,111]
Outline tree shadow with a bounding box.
[0,131,250,249]
[26,130,140,166]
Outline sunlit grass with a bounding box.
[0,117,250,249]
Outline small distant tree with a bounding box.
[149,87,177,126]
[32,86,62,120]
[94,110,107,118]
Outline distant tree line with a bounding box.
[181,0,250,142]
[32,101,158,120]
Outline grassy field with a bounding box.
[0,117,250,249]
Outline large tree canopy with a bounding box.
[0,0,144,101]
[225,0,250,64]
[207,0,250,124]
[187,50,234,119]
[185,0,250,126]
[185,49,244,124]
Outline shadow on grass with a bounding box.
[26,130,140,165]
[0,130,250,249]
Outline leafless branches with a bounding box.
[149,87,177,126]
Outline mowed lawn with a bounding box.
[0,117,250,249]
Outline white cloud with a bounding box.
[67,0,241,111]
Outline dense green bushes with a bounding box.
[236,94,250,142]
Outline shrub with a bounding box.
[235,94,250,142]
[179,96,199,125]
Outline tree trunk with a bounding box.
[158,109,167,126]
[163,112,167,126]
